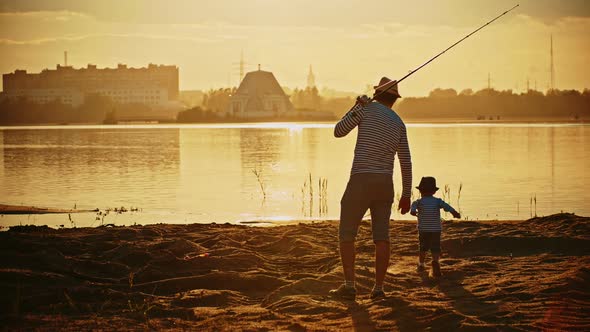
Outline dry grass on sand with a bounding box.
[0,213,588,331]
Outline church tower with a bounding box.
[307,65,316,88]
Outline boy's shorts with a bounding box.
[419,232,441,253]
[339,173,394,243]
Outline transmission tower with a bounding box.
[231,50,252,87]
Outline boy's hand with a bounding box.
[452,211,461,219]
[410,211,417,217]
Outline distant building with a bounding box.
[227,68,294,118]
[2,63,180,109]
[307,65,316,88]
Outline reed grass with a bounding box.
[441,185,451,217]
[457,182,463,215]
[251,166,267,201]
[301,176,308,216]
[318,177,328,217]
[308,173,313,217]
[301,173,329,217]
[67,213,75,228]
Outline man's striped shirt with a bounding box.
[334,101,412,198]
[410,196,457,232]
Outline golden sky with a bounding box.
[0,0,589,96]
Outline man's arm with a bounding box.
[397,123,412,214]
[334,101,365,138]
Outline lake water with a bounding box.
[0,123,588,228]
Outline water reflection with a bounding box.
[398,125,589,220]
[1,128,180,210]
[0,124,588,227]
[178,128,242,221]
[0,131,3,178]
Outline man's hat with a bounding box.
[416,176,439,191]
[374,77,401,98]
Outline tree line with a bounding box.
[1,87,588,124]
[396,88,590,122]
[0,95,112,125]
[0,94,155,125]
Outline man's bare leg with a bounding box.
[329,240,357,299]
[374,240,390,287]
[340,241,356,282]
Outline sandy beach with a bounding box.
[1,213,588,331]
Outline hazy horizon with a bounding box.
[1,0,589,96]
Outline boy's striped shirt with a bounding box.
[334,101,412,198]
[410,196,457,232]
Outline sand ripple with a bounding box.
[1,213,588,331]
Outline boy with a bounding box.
[410,176,460,278]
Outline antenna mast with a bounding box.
[550,34,555,91]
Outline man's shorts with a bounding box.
[419,232,441,253]
[339,173,394,243]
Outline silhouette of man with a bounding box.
[330,77,412,300]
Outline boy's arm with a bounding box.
[410,200,418,216]
[439,199,461,219]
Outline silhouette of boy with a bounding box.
[410,176,460,278]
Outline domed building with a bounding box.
[226,67,294,118]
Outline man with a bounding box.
[330,77,412,300]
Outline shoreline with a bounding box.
[1,203,580,228]
[1,203,587,228]
[1,213,588,330]
[0,204,97,215]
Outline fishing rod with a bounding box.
[353,4,519,110]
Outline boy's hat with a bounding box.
[416,176,439,191]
